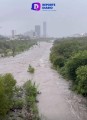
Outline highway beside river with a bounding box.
[0,42,87,120]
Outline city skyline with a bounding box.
[0,0,87,37]
[10,22,47,38]
[43,22,47,38]
[35,25,41,37]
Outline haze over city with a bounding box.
[0,0,87,120]
[0,0,87,37]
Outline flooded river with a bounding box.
[0,42,87,120]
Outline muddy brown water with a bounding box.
[0,42,87,120]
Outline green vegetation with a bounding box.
[65,51,87,80]
[75,65,87,96]
[28,64,35,73]
[0,73,40,120]
[0,73,16,117]
[0,35,8,41]
[24,80,40,120]
[13,99,24,109]
[0,39,37,57]
[50,37,87,96]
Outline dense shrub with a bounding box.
[53,56,65,68]
[0,40,37,57]
[50,38,87,69]
[0,74,16,116]
[13,99,24,109]
[24,80,40,119]
[24,80,37,103]
[28,65,35,73]
[0,73,40,119]
[50,37,87,96]
[75,66,87,96]
[65,51,87,80]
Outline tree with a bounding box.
[65,51,87,80]
[0,73,16,117]
[75,65,87,96]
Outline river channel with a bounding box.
[0,42,87,120]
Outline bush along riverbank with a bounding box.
[0,73,40,120]
[27,65,35,74]
[0,39,37,57]
[50,37,87,97]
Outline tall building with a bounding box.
[43,22,47,38]
[12,30,15,38]
[35,25,41,37]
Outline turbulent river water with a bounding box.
[0,42,87,120]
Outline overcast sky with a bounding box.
[0,0,87,37]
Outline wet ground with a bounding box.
[0,42,87,120]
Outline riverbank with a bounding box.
[0,74,40,120]
[0,39,37,57]
[0,42,87,120]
